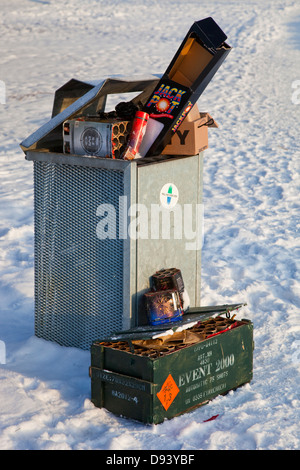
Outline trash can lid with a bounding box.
[20,74,161,152]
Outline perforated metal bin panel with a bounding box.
[33,159,127,348]
[27,151,203,350]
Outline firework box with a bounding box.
[63,118,131,159]
[162,104,218,156]
[139,17,231,158]
[90,304,254,424]
[144,289,183,326]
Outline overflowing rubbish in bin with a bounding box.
[21,16,230,161]
[60,17,230,160]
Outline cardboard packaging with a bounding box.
[162,104,218,155]
[139,17,231,158]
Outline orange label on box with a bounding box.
[157,374,180,411]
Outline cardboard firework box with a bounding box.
[162,103,218,156]
[63,117,132,159]
[138,17,231,158]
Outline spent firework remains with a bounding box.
[152,268,185,303]
[61,17,230,160]
[143,268,190,326]
[95,315,241,359]
[63,117,132,159]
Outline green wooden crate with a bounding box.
[90,315,254,424]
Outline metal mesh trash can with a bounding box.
[26,150,203,349]
[21,76,204,350]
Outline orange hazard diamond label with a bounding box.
[157,374,180,411]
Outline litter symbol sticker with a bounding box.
[157,374,180,411]
[160,183,179,209]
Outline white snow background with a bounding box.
[0,0,299,451]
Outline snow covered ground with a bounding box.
[0,0,299,451]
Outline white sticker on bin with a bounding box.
[160,183,179,209]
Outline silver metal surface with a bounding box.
[26,150,130,171]
[136,153,203,324]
